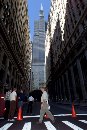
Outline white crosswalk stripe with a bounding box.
[44,121,57,130]
[22,122,31,130]
[0,120,87,130]
[79,120,87,124]
[62,121,84,130]
[0,123,13,130]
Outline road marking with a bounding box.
[44,121,57,130]
[14,113,87,118]
[22,122,31,130]
[62,121,84,130]
[0,123,13,130]
[79,120,87,124]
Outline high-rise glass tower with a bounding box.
[32,4,46,89]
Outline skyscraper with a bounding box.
[32,4,46,89]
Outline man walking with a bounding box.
[18,89,25,108]
[8,88,17,121]
[38,86,55,123]
[27,95,34,115]
[4,88,12,120]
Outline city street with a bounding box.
[0,0,87,130]
[0,102,87,130]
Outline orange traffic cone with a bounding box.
[72,103,77,118]
[44,113,48,118]
[17,107,23,120]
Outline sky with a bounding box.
[27,0,51,41]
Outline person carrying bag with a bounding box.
[38,86,55,123]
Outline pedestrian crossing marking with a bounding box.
[0,120,87,130]
[79,120,87,124]
[22,122,31,130]
[0,123,13,130]
[62,121,84,130]
[44,121,57,130]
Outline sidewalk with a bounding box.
[50,102,87,114]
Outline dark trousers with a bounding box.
[8,101,16,119]
[4,100,10,119]
[27,101,33,114]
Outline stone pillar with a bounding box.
[65,71,71,101]
[0,51,4,70]
[16,72,18,88]
[70,66,78,99]
[3,58,9,84]
[13,69,16,88]
[56,80,59,101]
[55,80,58,101]
[62,75,66,101]
[9,66,13,88]
[76,59,87,100]
[54,81,56,101]
[59,78,62,101]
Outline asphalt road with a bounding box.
[0,102,87,130]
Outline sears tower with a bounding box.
[32,4,46,89]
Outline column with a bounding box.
[70,65,78,99]
[59,78,62,101]
[76,59,87,100]
[56,80,59,101]
[9,66,13,88]
[55,80,58,101]
[3,58,9,84]
[13,68,16,88]
[65,71,71,101]
[62,75,66,101]
[54,81,56,101]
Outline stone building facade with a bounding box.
[45,0,87,104]
[0,0,31,92]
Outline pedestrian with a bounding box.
[4,88,12,120]
[27,94,34,115]
[8,87,17,121]
[17,89,25,109]
[38,86,55,123]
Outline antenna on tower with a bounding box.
[41,3,43,10]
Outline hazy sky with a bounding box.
[28,0,51,41]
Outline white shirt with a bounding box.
[10,91,17,101]
[41,91,48,103]
[28,96,34,101]
[5,91,11,100]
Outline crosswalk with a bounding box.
[22,122,31,130]
[0,120,87,130]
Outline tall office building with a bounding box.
[46,0,87,104]
[0,0,31,92]
[32,4,46,89]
